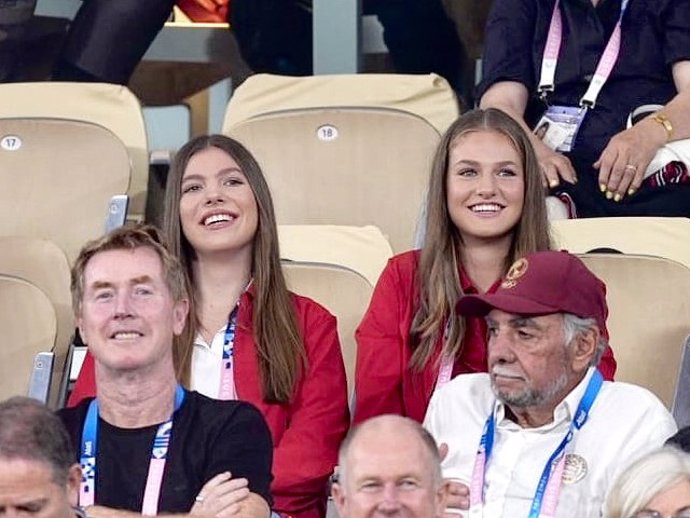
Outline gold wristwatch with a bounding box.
[651,113,673,141]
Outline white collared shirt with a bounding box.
[191,327,234,398]
[423,368,678,518]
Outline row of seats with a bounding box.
[0,76,689,422]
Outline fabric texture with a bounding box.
[353,251,618,424]
[68,292,349,518]
[58,390,273,513]
[479,0,690,217]
[424,369,678,518]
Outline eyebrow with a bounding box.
[453,159,518,167]
[485,316,542,329]
[88,275,154,290]
[182,167,244,182]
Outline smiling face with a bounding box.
[332,422,446,518]
[77,247,188,374]
[178,146,259,259]
[0,458,79,518]
[446,130,525,247]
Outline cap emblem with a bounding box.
[501,258,529,289]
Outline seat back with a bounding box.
[0,275,57,400]
[0,237,73,406]
[552,217,690,270]
[278,225,394,288]
[282,262,373,398]
[0,118,131,263]
[224,74,459,252]
[0,82,147,219]
[579,253,690,408]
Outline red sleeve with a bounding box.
[353,256,410,423]
[67,351,97,407]
[271,301,350,510]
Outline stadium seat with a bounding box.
[0,117,131,263]
[0,275,57,403]
[278,225,394,288]
[223,73,460,252]
[552,217,690,270]
[579,253,690,408]
[0,237,73,407]
[0,81,148,220]
[282,262,373,401]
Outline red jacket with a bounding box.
[69,292,349,518]
[353,250,617,424]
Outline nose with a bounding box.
[475,171,497,197]
[487,327,516,366]
[204,182,226,205]
[113,292,134,319]
[376,484,402,515]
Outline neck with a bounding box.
[193,250,252,339]
[95,363,178,428]
[460,236,512,292]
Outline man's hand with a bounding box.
[438,443,470,517]
[594,120,666,201]
[191,472,250,518]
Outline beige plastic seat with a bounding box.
[0,118,131,263]
[278,225,394,288]
[282,262,373,399]
[0,237,73,406]
[579,253,690,408]
[0,275,57,401]
[0,81,148,219]
[224,74,460,253]
[552,217,690,270]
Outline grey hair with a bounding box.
[604,447,690,518]
[562,313,607,367]
[0,397,75,485]
[337,415,443,489]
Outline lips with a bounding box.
[110,331,143,340]
[469,203,504,213]
[201,211,236,226]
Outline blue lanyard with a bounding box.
[79,384,186,511]
[474,370,603,517]
[222,304,240,361]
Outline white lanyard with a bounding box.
[538,0,630,108]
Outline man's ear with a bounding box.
[172,298,190,336]
[331,482,347,518]
[66,464,81,507]
[570,326,599,372]
[76,315,86,345]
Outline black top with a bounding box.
[479,0,690,216]
[59,390,273,513]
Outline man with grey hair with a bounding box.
[332,415,449,518]
[0,396,81,518]
[424,250,677,518]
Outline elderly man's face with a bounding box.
[486,309,578,410]
[0,457,79,518]
[332,426,446,518]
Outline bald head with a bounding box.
[333,416,447,518]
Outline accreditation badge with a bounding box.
[534,106,587,153]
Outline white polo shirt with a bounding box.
[191,327,231,398]
[423,368,677,518]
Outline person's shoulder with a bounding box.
[289,291,335,321]
[433,373,493,405]
[387,249,421,271]
[185,390,263,419]
[596,380,673,421]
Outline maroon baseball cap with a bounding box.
[457,250,608,332]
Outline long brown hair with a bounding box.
[163,134,305,403]
[409,108,551,369]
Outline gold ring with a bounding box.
[624,164,637,171]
